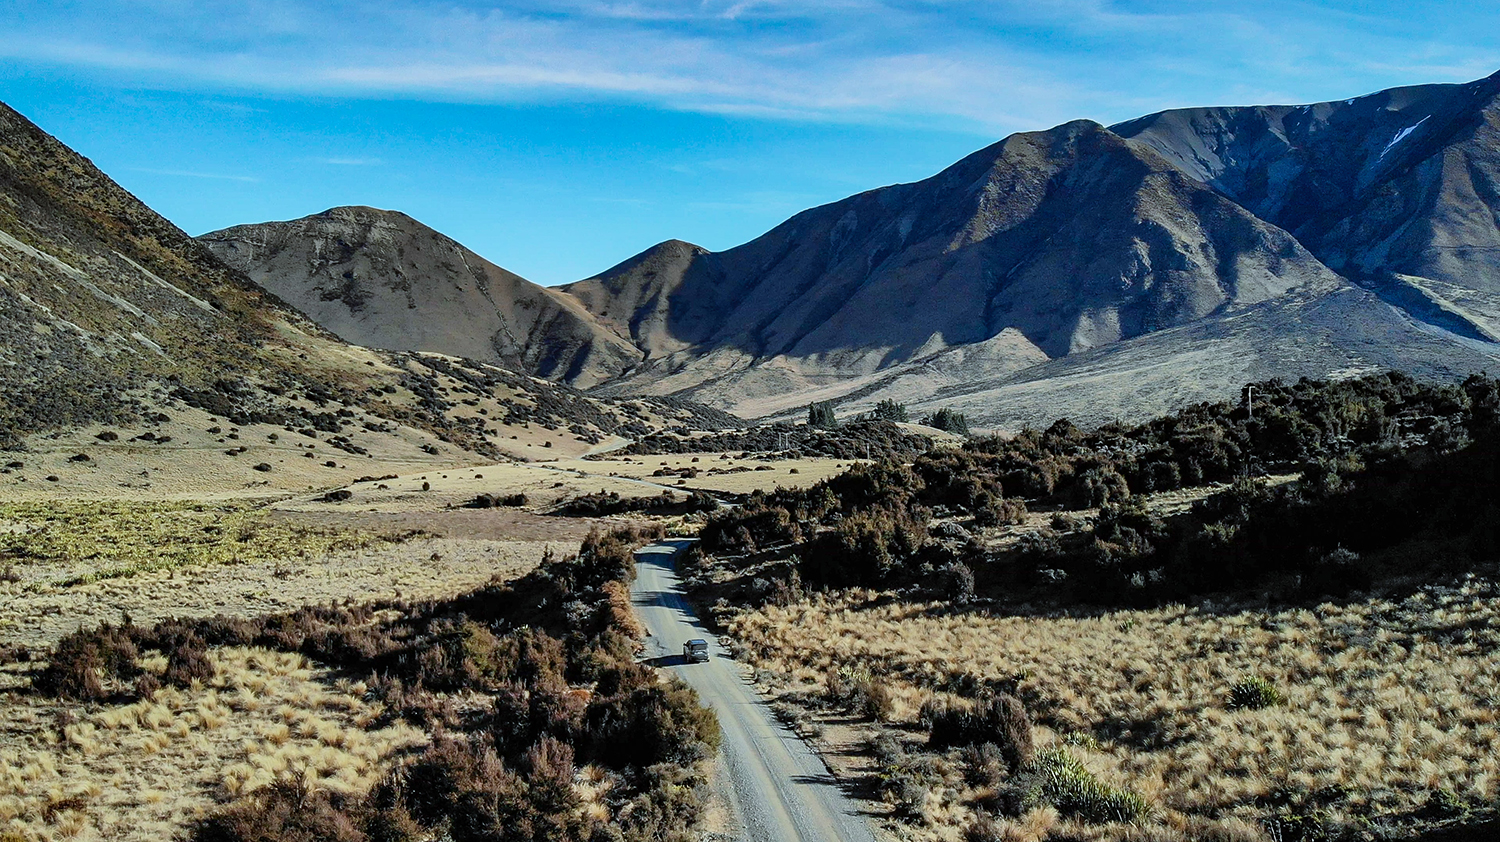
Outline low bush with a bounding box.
[465,492,528,508]
[557,490,716,518]
[1226,676,1284,711]
[1010,747,1149,824]
[926,693,1034,773]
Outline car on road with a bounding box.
[683,639,710,663]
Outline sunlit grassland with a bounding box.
[0,500,384,589]
[732,581,1500,841]
[0,647,423,841]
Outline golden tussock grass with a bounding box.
[2,532,553,653]
[0,647,422,841]
[732,579,1500,840]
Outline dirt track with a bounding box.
[631,541,878,842]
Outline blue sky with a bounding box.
[4,1,1500,285]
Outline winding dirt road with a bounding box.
[631,541,878,842]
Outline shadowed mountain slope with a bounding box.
[201,208,642,388]
[1115,70,1500,341]
[563,73,1500,422]
[570,120,1349,409]
[197,71,1500,428]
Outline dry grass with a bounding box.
[270,453,855,516]
[0,535,556,652]
[0,647,423,841]
[0,494,572,841]
[732,580,1500,840]
[0,499,383,589]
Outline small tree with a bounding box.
[924,408,970,436]
[870,399,909,422]
[808,401,838,429]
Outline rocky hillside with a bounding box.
[564,73,1500,423]
[0,100,737,495]
[200,207,642,388]
[1115,70,1500,342]
[195,71,1500,429]
[0,100,360,445]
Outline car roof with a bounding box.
[686,638,708,645]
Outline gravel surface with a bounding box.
[631,542,878,842]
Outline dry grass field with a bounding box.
[0,499,567,652]
[0,494,573,840]
[0,646,424,841]
[271,453,854,515]
[732,582,1500,841]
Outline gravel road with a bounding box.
[631,541,878,842]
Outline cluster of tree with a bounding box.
[807,401,839,429]
[850,400,972,435]
[555,490,720,517]
[694,372,1500,604]
[923,408,970,435]
[866,399,909,423]
[29,526,721,842]
[617,418,932,461]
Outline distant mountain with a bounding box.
[562,73,1500,423]
[200,208,642,388]
[200,71,1500,428]
[1115,70,1500,342]
[0,100,735,474]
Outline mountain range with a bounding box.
[0,100,732,487]
[10,70,1500,438]
[199,70,1500,428]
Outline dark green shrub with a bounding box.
[1226,676,1284,711]
[1070,466,1128,508]
[1300,547,1369,598]
[973,496,1027,527]
[800,506,928,587]
[1011,747,1148,824]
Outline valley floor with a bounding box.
[733,582,1500,841]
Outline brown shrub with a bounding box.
[926,693,1034,773]
[34,623,140,700]
[163,634,215,686]
[191,782,367,842]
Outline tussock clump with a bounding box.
[1009,747,1148,825]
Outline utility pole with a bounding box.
[1245,385,1255,421]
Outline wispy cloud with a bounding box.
[5,1,1499,133]
[126,166,259,182]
